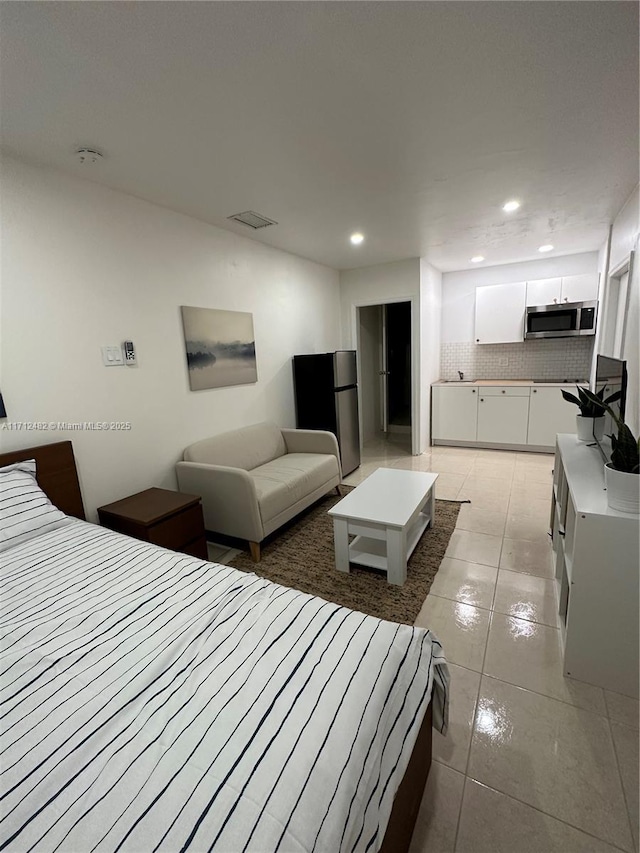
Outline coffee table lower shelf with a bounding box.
[348,510,432,573]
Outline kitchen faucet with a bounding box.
[458,370,464,381]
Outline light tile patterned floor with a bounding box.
[344,436,639,853]
[207,435,639,852]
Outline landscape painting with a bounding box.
[180,306,257,390]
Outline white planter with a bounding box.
[576,415,604,443]
[605,463,640,514]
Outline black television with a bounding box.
[593,355,627,456]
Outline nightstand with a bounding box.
[97,487,208,560]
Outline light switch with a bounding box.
[101,345,124,366]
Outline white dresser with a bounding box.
[551,434,639,697]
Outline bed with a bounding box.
[0,442,449,853]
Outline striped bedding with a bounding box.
[0,519,448,853]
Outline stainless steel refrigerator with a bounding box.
[292,351,361,475]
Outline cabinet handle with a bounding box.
[476,338,480,342]
[501,390,505,394]
[564,297,569,302]
[472,389,476,393]
[533,389,537,393]
[480,398,484,402]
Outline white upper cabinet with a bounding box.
[525,278,562,306]
[560,273,599,303]
[525,273,599,307]
[475,282,527,344]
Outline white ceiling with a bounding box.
[1,2,638,272]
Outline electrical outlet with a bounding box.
[499,356,509,367]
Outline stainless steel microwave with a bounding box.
[525,300,597,339]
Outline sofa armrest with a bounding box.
[175,461,264,542]
[281,429,342,476]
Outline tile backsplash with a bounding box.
[440,338,593,382]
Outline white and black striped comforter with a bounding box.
[1,520,448,853]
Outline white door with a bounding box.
[527,387,577,447]
[357,305,382,443]
[431,386,478,442]
[475,282,527,344]
[526,278,562,306]
[560,274,599,303]
[477,395,530,444]
[379,307,389,432]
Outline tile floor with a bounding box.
[209,434,639,853]
[348,436,639,853]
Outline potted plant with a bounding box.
[580,389,639,513]
[561,385,621,443]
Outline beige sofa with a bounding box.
[176,422,342,561]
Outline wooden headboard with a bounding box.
[0,441,86,520]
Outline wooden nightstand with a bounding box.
[97,487,208,560]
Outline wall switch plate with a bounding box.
[499,356,509,366]
[101,345,124,366]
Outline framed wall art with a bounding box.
[180,306,257,391]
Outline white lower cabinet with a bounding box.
[477,392,530,445]
[527,386,577,446]
[431,386,478,442]
[432,384,582,449]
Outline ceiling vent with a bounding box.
[227,210,278,230]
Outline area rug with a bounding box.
[229,487,460,625]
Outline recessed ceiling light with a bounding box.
[502,200,520,212]
[470,256,485,263]
[350,232,364,245]
[538,244,554,253]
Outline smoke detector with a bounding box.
[75,148,103,165]
[227,210,277,230]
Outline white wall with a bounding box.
[340,258,421,343]
[609,186,639,273]
[419,259,442,450]
[622,244,639,436]
[590,234,612,386]
[441,252,599,343]
[340,259,421,452]
[0,157,341,517]
[608,185,639,435]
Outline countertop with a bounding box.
[432,379,588,387]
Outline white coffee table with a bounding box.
[328,467,438,586]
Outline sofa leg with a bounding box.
[335,485,342,496]
[249,541,261,563]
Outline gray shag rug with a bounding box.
[229,486,460,625]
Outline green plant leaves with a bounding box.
[562,385,608,418]
[611,425,640,474]
[561,389,583,408]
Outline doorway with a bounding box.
[385,302,412,430]
[600,253,634,359]
[356,300,413,450]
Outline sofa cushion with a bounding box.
[251,453,339,524]
[184,422,287,471]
